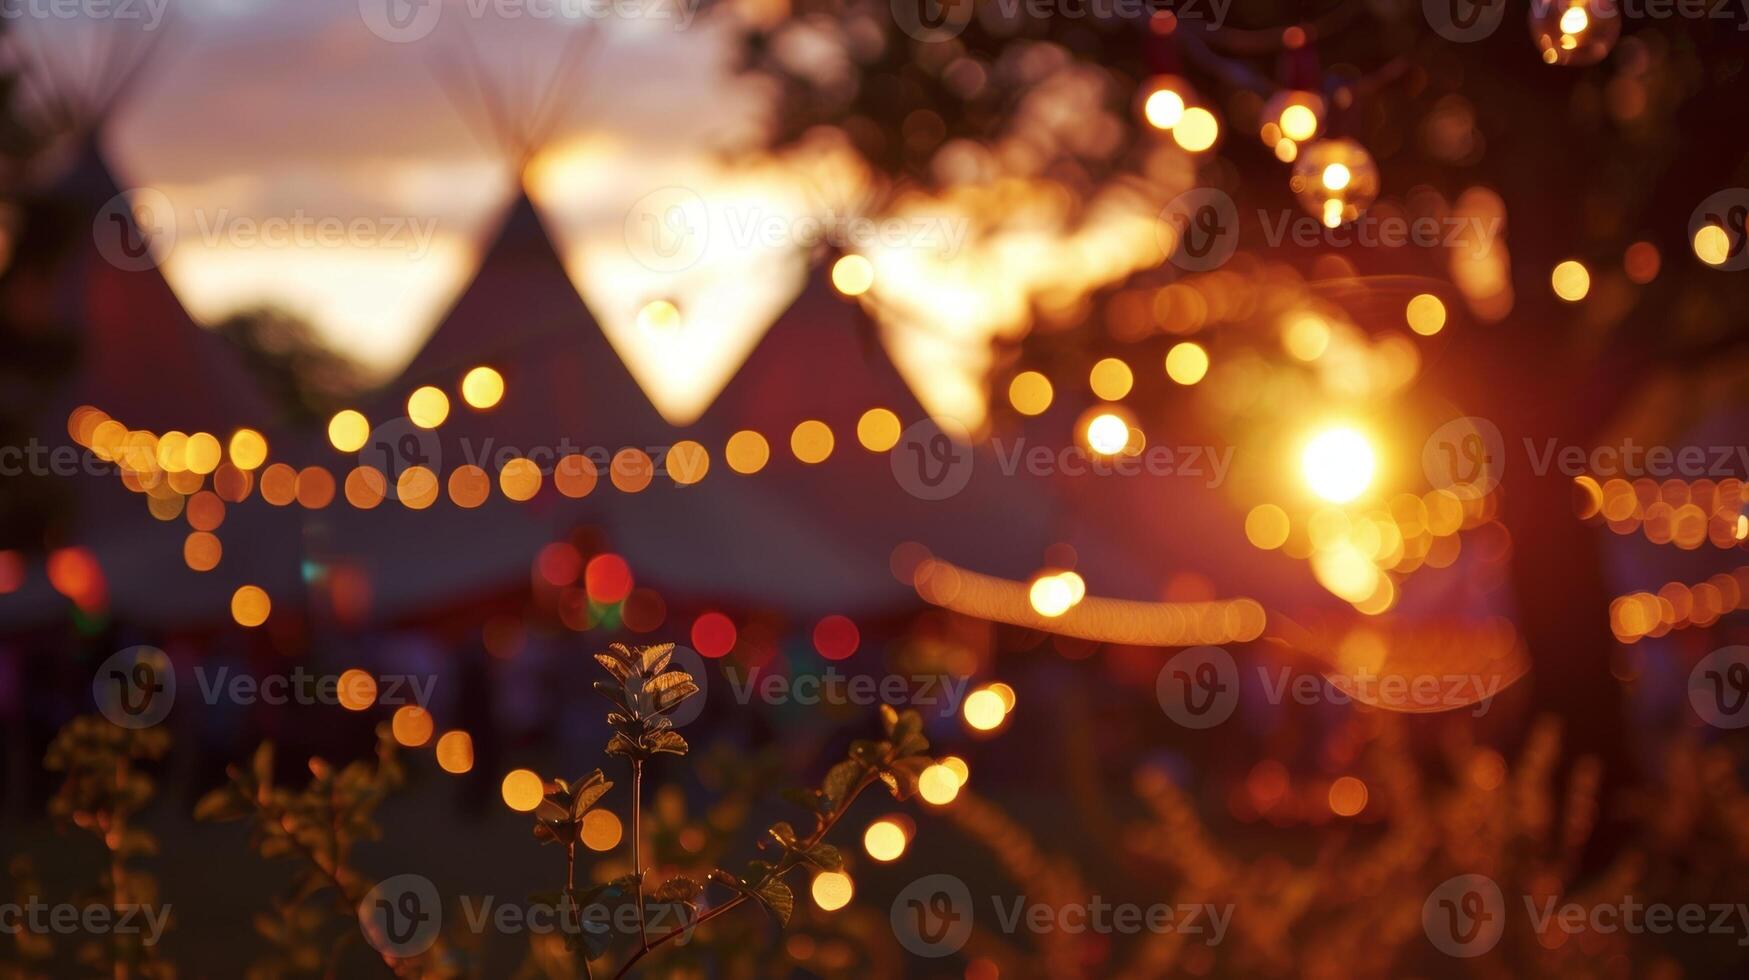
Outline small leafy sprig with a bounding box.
[43,715,173,979]
[610,702,938,979]
[195,725,438,978]
[593,642,699,761]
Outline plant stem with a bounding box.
[568,841,593,980]
[610,771,877,980]
[632,759,648,950]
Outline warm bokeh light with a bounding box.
[726,430,770,474]
[1329,776,1369,816]
[791,420,834,464]
[447,465,491,508]
[856,408,902,452]
[831,254,875,296]
[1089,357,1133,400]
[1085,413,1130,456]
[501,769,544,812]
[1173,106,1219,151]
[346,466,388,509]
[582,808,623,851]
[328,410,369,453]
[1694,224,1730,266]
[436,731,474,774]
[499,457,543,501]
[392,705,434,747]
[811,871,854,912]
[407,386,451,429]
[1245,504,1291,550]
[1028,572,1077,617]
[668,440,710,485]
[863,819,908,862]
[1282,314,1330,360]
[1279,103,1318,141]
[555,455,598,497]
[963,687,1008,731]
[1405,293,1447,336]
[918,763,963,805]
[636,298,683,332]
[186,433,221,475]
[183,532,222,572]
[1551,259,1591,301]
[611,448,655,493]
[1302,427,1376,503]
[1143,88,1185,129]
[337,669,377,711]
[1008,371,1054,415]
[228,429,268,470]
[230,585,271,628]
[461,366,505,409]
[1164,342,1209,385]
[397,466,439,509]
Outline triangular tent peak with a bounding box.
[427,25,599,184]
[7,20,167,174]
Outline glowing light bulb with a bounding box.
[1086,414,1130,456]
[1144,89,1185,129]
[1301,427,1376,504]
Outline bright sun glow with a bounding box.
[1301,427,1376,503]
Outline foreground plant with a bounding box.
[196,724,446,978]
[43,715,174,979]
[530,642,940,978]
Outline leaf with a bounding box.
[766,822,799,849]
[605,733,638,758]
[822,760,863,806]
[652,680,701,715]
[593,653,631,682]
[849,740,886,766]
[651,876,703,903]
[801,843,843,872]
[570,770,612,817]
[647,730,688,756]
[879,703,899,735]
[782,788,831,815]
[533,823,559,844]
[895,732,930,759]
[251,742,274,790]
[194,787,245,822]
[639,643,676,677]
[877,770,901,797]
[752,878,794,927]
[891,710,925,749]
[592,681,630,713]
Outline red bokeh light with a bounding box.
[812,614,859,660]
[536,542,582,587]
[47,547,105,612]
[584,553,633,604]
[0,550,23,594]
[691,612,737,658]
